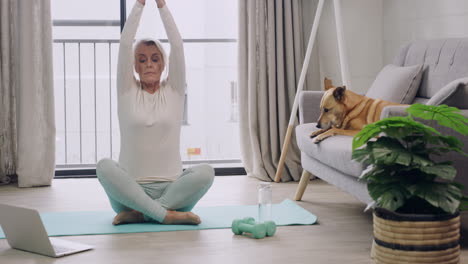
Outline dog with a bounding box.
[310,78,404,143]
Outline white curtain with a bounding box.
[0,0,18,185]
[0,0,56,187]
[238,0,308,182]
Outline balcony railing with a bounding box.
[54,39,118,166]
[53,17,241,169]
[53,37,240,169]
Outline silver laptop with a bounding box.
[0,203,93,257]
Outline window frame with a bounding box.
[52,0,244,177]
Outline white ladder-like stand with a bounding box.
[273,0,351,198]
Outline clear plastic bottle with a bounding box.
[258,182,272,222]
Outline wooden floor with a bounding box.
[0,176,466,264]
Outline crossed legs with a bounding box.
[96,159,214,225]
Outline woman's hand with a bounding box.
[155,0,166,8]
[137,0,145,5]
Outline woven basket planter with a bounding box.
[372,207,460,264]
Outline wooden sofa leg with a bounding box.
[294,170,312,201]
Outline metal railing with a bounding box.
[53,17,240,168]
[55,39,119,165]
[54,38,240,168]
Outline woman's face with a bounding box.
[134,43,164,85]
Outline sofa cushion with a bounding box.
[426,78,468,108]
[295,123,366,178]
[366,64,423,104]
[397,39,468,99]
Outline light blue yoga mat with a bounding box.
[0,199,316,238]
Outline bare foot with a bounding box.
[112,210,145,225]
[162,210,201,225]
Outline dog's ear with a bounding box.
[333,86,346,102]
[324,77,334,91]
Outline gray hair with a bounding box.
[133,38,169,81]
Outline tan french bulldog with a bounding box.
[310,78,403,143]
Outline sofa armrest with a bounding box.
[381,105,468,120]
[423,109,468,195]
[380,105,410,119]
[381,106,468,195]
[299,91,324,124]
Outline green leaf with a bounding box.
[460,196,468,211]
[424,135,468,157]
[359,165,401,183]
[370,138,405,163]
[439,135,463,149]
[352,122,384,150]
[370,137,433,167]
[410,153,433,167]
[420,164,457,181]
[407,104,468,135]
[352,147,373,164]
[409,182,462,214]
[351,103,468,214]
[368,182,411,211]
[352,116,441,150]
[435,135,468,157]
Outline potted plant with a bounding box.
[351,104,468,264]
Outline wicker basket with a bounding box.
[372,207,460,264]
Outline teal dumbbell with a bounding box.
[232,219,267,239]
[231,218,277,239]
[231,217,256,226]
[240,217,255,224]
[263,220,277,236]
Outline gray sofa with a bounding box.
[294,39,468,208]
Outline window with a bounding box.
[52,0,240,170]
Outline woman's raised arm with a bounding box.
[158,1,186,94]
[117,1,144,95]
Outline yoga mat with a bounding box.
[0,199,316,238]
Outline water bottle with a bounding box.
[258,182,272,222]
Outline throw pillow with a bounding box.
[366,64,424,104]
[426,77,468,108]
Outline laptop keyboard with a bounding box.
[52,244,73,255]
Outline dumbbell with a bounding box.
[240,217,255,224]
[231,218,277,239]
[232,219,267,239]
[263,220,277,237]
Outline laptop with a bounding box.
[0,203,93,257]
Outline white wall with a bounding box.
[302,0,468,93]
[301,0,322,91]
[383,0,468,64]
[301,0,468,229]
[302,0,383,94]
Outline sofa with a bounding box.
[294,38,468,210]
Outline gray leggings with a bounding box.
[96,158,214,223]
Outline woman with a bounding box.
[96,0,214,225]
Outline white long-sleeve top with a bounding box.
[117,2,186,184]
